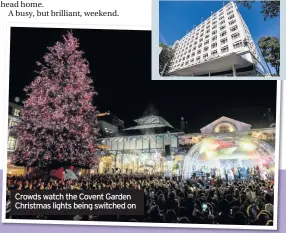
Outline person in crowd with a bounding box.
[5,170,274,226]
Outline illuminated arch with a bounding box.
[213,122,237,133]
[182,135,275,180]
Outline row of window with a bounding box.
[174,32,241,63]
[172,40,245,69]
[181,17,236,46]
[175,22,238,58]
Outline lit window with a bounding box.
[8,136,17,150]
[9,120,18,127]
[13,108,20,116]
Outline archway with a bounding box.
[182,135,275,180]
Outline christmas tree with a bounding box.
[11,32,100,169]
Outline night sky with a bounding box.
[9,27,277,132]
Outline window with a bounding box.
[191,52,195,57]
[204,40,209,45]
[212,25,217,30]
[220,20,225,25]
[230,25,238,32]
[204,46,209,52]
[221,46,229,53]
[206,29,210,33]
[211,42,217,49]
[188,49,192,53]
[196,56,201,61]
[187,55,190,59]
[199,38,203,42]
[182,57,186,61]
[185,61,189,65]
[205,34,210,39]
[228,14,235,20]
[193,46,197,50]
[190,58,194,63]
[203,53,208,58]
[213,20,217,25]
[227,11,233,15]
[221,38,228,45]
[9,120,18,127]
[8,136,17,150]
[233,40,243,49]
[200,33,204,38]
[219,16,224,21]
[198,43,202,48]
[220,25,226,31]
[212,30,217,35]
[220,31,227,37]
[206,25,210,29]
[13,108,20,116]
[231,32,240,40]
[229,20,236,26]
[194,41,197,45]
[211,50,218,56]
[197,49,201,54]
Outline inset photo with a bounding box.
[156,0,280,79]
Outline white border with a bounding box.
[1,23,281,231]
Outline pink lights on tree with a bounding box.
[11,32,100,169]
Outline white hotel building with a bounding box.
[168,1,265,76]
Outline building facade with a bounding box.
[7,103,276,177]
[168,1,265,76]
[7,101,23,175]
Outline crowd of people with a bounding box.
[6,171,274,226]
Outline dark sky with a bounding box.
[9,27,277,132]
